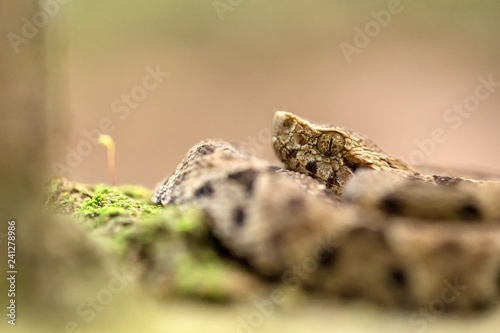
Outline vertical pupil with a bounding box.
[328,138,333,152]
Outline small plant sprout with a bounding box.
[98,134,116,185]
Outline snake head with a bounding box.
[272,111,415,194]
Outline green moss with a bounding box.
[174,253,231,302]
[158,207,205,235]
[46,177,261,303]
[46,178,93,215]
[114,205,207,249]
[117,184,154,200]
[46,178,163,229]
[74,184,162,227]
[61,192,75,205]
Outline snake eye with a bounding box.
[316,132,344,156]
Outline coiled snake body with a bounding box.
[153,111,500,311]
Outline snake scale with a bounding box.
[153,111,500,311]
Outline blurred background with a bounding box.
[54,0,500,187]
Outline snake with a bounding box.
[152,111,500,311]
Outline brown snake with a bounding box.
[153,111,500,311]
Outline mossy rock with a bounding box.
[46,178,266,302]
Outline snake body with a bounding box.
[153,111,500,311]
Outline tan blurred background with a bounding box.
[53,0,500,187]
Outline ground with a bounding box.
[42,178,500,333]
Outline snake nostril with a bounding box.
[281,117,295,130]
